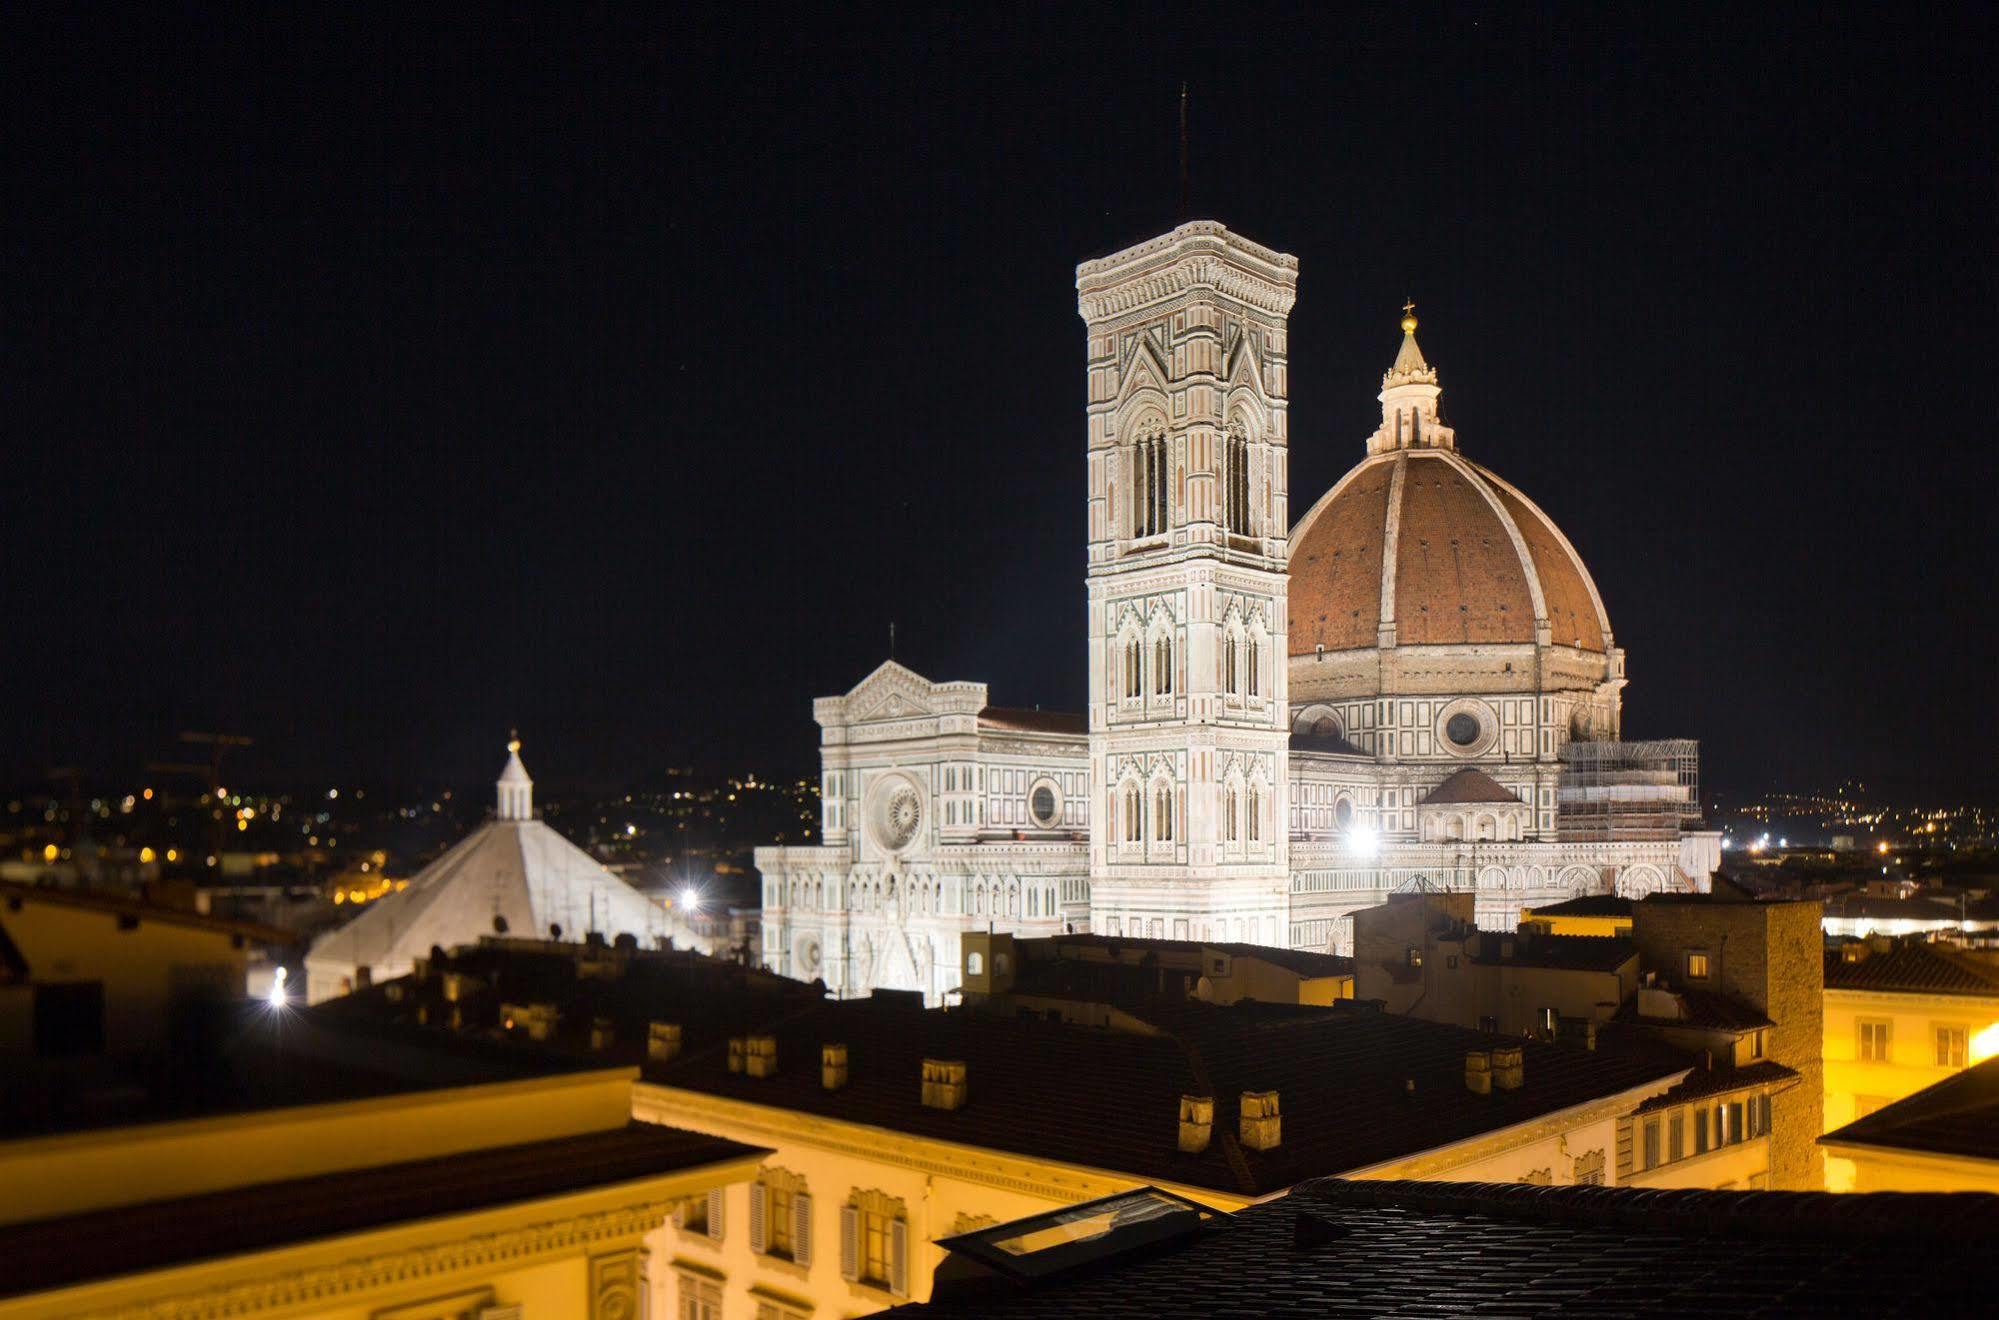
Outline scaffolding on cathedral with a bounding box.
[1556,739,1701,842]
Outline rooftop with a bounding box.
[1419,767,1522,806]
[0,879,301,948]
[898,1178,1999,1316]
[642,995,1687,1196]
[977,706,1087,736]
[1617,985,1775,1032]
[1527,894,1634,919]
[1467,929,1638,972]
[0,1122,761,1300]
[1821,1056,1999,1165]
[1824,941,1999,997]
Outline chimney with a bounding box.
[1492,1044,1523,1090]
[1239,1090,1281,1150]
[822,1043,848,1090]
[922,1058,968,1110]
[745,1035,778,1077]
[647,1021,682,1062]
[1177,1095,1215,1152]
[727,1037,746,1073]
[589,1016,616,1052]
[1465,1049,1492,1095]
[442,970,482,1003]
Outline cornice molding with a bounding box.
[56,1201,676,1320]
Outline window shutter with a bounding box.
[839,1205,858,1281]
[890,1219,909,1296]
[707,1188,725,1242]
[748,1182,768,1255]
[793,1190,814,1266]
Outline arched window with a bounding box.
[1122,783,1142,843]
[1226,785,1240,842]
[1123,635,1141,698]
[1248,784,1262,842]
[1224,427,1252,534]
[1247,634,1261,697]
[1225,632,1239,694]
[1131,429,1169,538]
[1154,782,1173,842]
[1153,631,1172,694]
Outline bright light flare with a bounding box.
[266,966,289,1008]
[680,887,702,912]
[1346,824,1379,860]
[1971,1022,1999,1067]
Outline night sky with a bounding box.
[6,6,1994,801]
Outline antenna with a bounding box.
[889,620,897,659]
[1178,82,1190,218]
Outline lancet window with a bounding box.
[1131,428,1168,538]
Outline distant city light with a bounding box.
[1347,824,1379,860]
[1877,841,1890,855]
[42,843,58,863]
[681,887,702,912]
[139,846,156,864]
[266,966,289,1008]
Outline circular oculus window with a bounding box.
[1029,781,1061,828]
[1445,712,1483,748]
[874,781,922,851]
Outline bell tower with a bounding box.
[1076,222,1298,947]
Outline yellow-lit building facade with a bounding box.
[0,1068,763,1320]
[631,1060,1711,1316]
[1820,941,1999,1191]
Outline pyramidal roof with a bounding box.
[306,739,680,999]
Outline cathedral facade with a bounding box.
[756,222,1719,1003]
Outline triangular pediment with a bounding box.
[1116,336,1171,408]
[848,659,940,723]
[1226,326,1266,394]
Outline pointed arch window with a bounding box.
[1123,634,1143,699]
[1153,781,1173,842]
[1226,784,1240,843]
[1224,426,1252,534]
[1153,631,1172,695]
[1248,784,1262,842]
[1132,429,1168,538]
[1247,633,1261,698]
[1122,783,1142,843]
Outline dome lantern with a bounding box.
[1369,303,1456,456]
[496,732,534,821]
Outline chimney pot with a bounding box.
[727,1037,746,1073]
[1465,1049,1492,1095]
[1492,1044,1524,1090]
[745,1034,778,1077]
[1178,1094,1215,1152]
[822,1042,849,1090]
[922,1058,968,1110]
[589,1016,616,1051]
[1239,1090,1281,1150]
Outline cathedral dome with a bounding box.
[1288,314,1610,657]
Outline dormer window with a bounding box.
[1686,951,1710,980]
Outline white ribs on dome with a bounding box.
[756,222,1718,1004]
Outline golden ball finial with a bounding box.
[1400,299,1418,334]
[507,728,521,754]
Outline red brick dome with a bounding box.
[1288,448,1609,656]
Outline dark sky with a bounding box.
[5,5,1994,801]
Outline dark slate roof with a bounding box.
[1821,1056,1999,1164]
[0,879,301,946]
[1616,986,1775,1032]
[1823,942,1999,997]
[0,1122,763,1300]
[1418,767,1521,806]
[1024,934,1352,979]
[978,706,1086,736]
[1528,894,1634,918]
[893,1177,1999,1316]
[644,997,1687,1197]
[1631,1060,1800,1114]
[1288,730,1368,758]
[1468,930,1638,972]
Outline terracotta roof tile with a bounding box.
[1823,942,1999,997]
[1821,1056,1999,1163]
[1419,767,1522,805]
